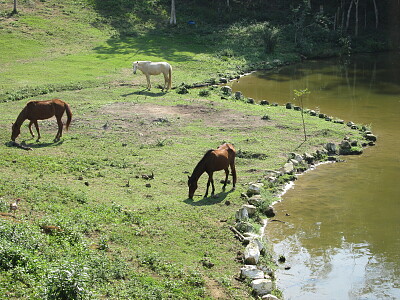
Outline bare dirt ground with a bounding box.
[98,99,272,141]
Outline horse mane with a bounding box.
[13,106,28,127]
[191,149,214,177]
[198,149,214,164]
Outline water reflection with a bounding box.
[230,52,400,299]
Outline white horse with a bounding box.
[132,61,172,91]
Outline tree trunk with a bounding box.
[355,0,359,36]
[372,0,379,28]
[340,0,345,31]
[364,5,367,29]
[12,0,18,14]
[346,0,354,31]
[170,0,176,25]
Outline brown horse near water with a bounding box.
[11,98,72,142]
[188,143,237,199]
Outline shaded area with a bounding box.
[121,90,169,98]
[252,53,400,94]
[183,190,232,206]
[93,35,201,63]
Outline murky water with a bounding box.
[230,53,400,299]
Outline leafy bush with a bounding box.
[0,243,30,271]
[45,263,91,300]
[198,89,210,97]
[260,24,280,53]
[0,198,7,212]
[217,48,235,58]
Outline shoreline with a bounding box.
[225,74,377,297]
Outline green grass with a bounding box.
[0,1,371,298]
[0,85,367,298]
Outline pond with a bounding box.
[230,52,400,299]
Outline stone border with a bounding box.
[223,90,377,298]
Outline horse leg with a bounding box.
[31,120,41,141]
[163,72,168,91]
[230,163,237,190]
[28,121,34,138]
[210,173,216,196]
[146,74,151,90]
[54,116,63,142]
[222,167,229,191]
[205,175,211,198]
[205,172,215,198]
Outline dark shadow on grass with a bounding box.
[5,139,64,151]
[183,190,232,206]
[27,140,64,149]
[121,89,169,98]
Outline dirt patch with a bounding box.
[204,277,229,300]
[99,100,271,131]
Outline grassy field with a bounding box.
[0,1,369,299]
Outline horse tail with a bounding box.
[168,64,172,89]
[65,102,72,131]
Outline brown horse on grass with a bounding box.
[188,143,237,199]
[11,98,72,142]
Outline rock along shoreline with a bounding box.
[220,87,377,299]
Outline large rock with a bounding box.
[303,152,314,164]
[248,195,263,206]
[261,205,275,217]
[236,207,249,221]
[251,278,273,296]
[252,238,265,252]
[289,152,303,163]
[242,204,257,216]
[262,294,279,300]
[340,140,351,150]
[325,142,337,154]
[244,240,261,265]
[240,265,265,280]
[281,162,294,174]
[235,91,243,100]
[235,221,254,234]
[266,176,278,184]
[365,133,377,142]
[285,102,293,109]
[220,86,232,95]
[247,183,263,196]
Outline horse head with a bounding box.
[11,123,20,141]
[132,61,138,74]
[187,175,198,199]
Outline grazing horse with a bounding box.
[11,98,72,142]
[188,143,237,199]
[132,61,172,91]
